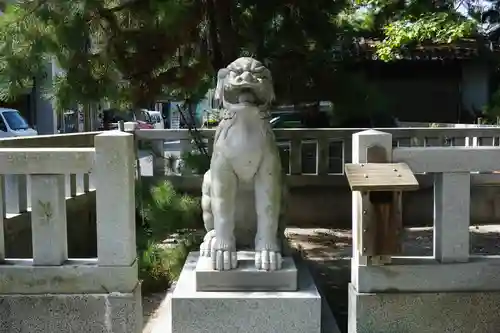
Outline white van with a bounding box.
[0,108,38,137]
[146,110,164,129]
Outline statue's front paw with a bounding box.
[211,237,237,271]
[255,250,282,271]
[200,230,216,257]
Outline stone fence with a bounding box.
[348,129,500,332]
[133,125,500,227]
[131,125,500,332]
[0,132,99,258]
[1,125,499,332]
[0,131,142,332]
[0,132,98,217]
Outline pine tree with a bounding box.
[0,0,212,111]
[0,0,485,111]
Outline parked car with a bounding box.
[100,108,154,130]
[146,110,164,129]
[0,107,37,137]
[136,119,154,129]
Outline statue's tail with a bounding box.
[201,170,214,231]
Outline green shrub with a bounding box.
[139,241,171,293]
[136,179,203,293]
[139,180,201,239]
[138,234,201,293]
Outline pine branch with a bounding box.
[107,0,146,12]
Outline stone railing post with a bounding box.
[344,137,353,166]
[31,174,68,265]
[68,174,77,197]
[351,129,393,267]
[82,173,90,192]
[4,174,28,214]
[124,121,137,134]
[0,175,5,261]
[151,139,165,176]
[289,138,302,175]
[179,137,193,175]
[317,137,329,175]
[94,131,136,266]
[124,121,141,178]
[434,172,470,263]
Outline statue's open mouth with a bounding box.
[237,88,257,104]
[224,82,263,106]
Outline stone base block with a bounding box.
[195,251,297,291]
[172,252,339,333]
[0,286,142,333]
[348,283,500,333]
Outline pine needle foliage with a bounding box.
[0,0,212,111]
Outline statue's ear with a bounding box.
[214,68,230,109]
[264,71,276,105]
[268,81,276,105]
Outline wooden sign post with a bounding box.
[345,146,419,265]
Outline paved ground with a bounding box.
[141,225,500,333]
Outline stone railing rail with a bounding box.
[349,129,500,295]
[0,130,139,296]
[131,125,500,295]
[0,132,101,215]
[132,126,500,187]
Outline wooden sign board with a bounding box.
[345,163,419,192]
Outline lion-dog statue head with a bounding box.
[214,57,275,112]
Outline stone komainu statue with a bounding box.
[199,57,288,271]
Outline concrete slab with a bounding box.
[348,283,500,333]
[0,286,142,333]
[171,252,339,333]
[195,251,297,291]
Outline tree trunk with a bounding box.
[205,0,224,70]
[212,0,238,65]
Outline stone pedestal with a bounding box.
[170,252,339,333]
[348,283,500,333]
[196,251,298,291]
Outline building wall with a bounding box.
[460,61,489,116]
[363,60,463,123]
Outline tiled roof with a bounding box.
[333,37,498,61]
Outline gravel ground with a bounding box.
[141,225,500,333]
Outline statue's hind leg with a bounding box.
[254,151,282,271]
